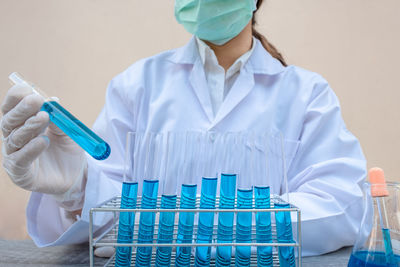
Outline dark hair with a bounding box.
[252,0,287,66]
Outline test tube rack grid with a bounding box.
[89,195,302,267]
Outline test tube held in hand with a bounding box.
[8,72,110,160]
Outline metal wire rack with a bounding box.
[89,195,301,266]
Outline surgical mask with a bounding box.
[175,0,257,46]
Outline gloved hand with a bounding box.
[1,85,87,211]
[94,246,115,258]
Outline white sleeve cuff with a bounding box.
[26,167,122,247]
[50,163,87,212]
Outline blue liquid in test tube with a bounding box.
[254,186,272,266]
[275,202,296,267]
[115,182,138,267]
[155,131,181,266]
[176,184,197,267]
[136,180,159,267]
[235,188,253,267]
[216,173,236,266]
[155,194,177,267]
[195,177,218,267]
[9,73,110,160]
[41,101,110,160]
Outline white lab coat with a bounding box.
[26,37,367,256]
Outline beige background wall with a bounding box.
[0,0,399,239]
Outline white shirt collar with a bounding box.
[195,37,257,77]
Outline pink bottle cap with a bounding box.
[369,167,389,197]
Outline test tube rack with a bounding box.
[89,195,302,267]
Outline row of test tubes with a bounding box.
[114,131,296,267]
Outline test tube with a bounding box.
[235,133,253,267]
[136,133,161,267]
[176,132,201,267]
[274,133,296,267]
[216,132,237,266]
[8,72,110,160]
[195,132,218,267]
[155,133,177,267]
[115,132,140,267]
[253,134,273,266]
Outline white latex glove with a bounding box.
[1,85,87,211]
[94,246,115,258]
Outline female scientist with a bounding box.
[1,0,366,256]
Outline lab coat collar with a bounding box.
[168,37,199,65]
[211,65,255,128]
[248,38,286,75]
[189,58,215,122]
[168,37,214,121]
[169,36,285,75]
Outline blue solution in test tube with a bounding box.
[155,194,177,267]
[136,179,159,266]
[216,174,236,266]
[155,132,178,267]
[216,133,238,266]
[115,182,138,267]
[274,202,296,267]
[195,132,218,266]
[115,132,140,267]
[236,188,253,267]
[195,177,218,267]
[235,134,253,267]
[9,72,110,160]
[175,132,202,267]
[253,134,273,266]
[254,186,272,266]
[136,133,162,266]
[176,132,202,266]
[176,184,197,266]
[275,133,296,267]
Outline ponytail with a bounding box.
[252,0,287,67]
